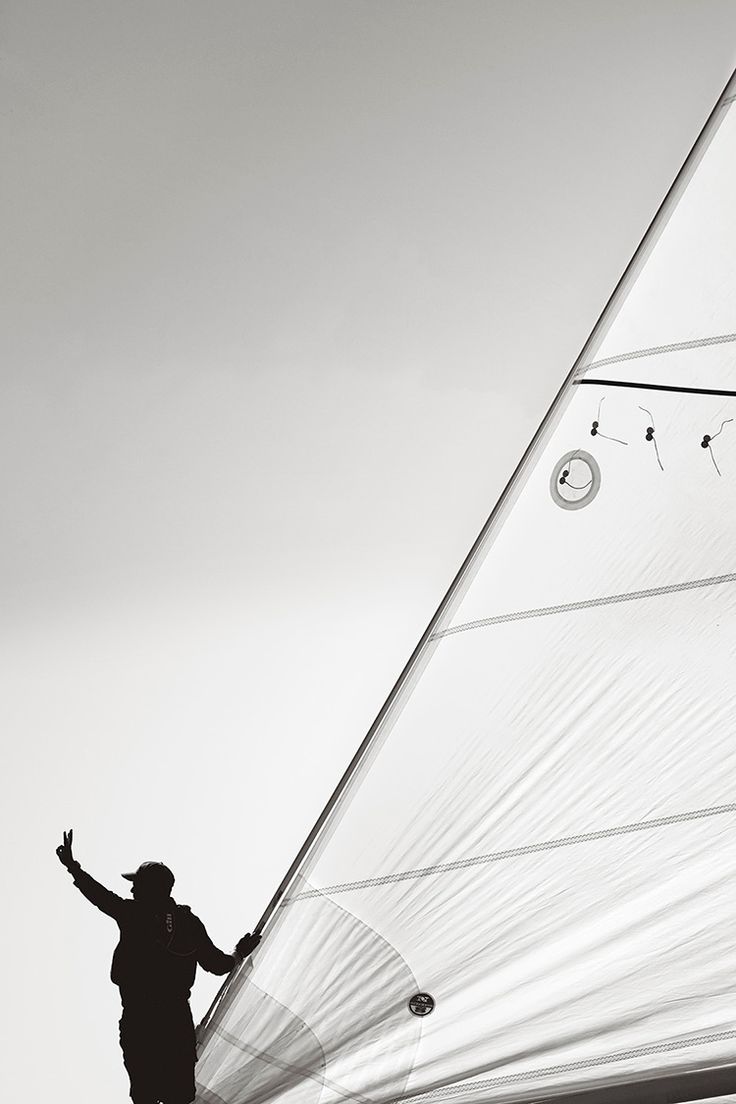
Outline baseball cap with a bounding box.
[122,861,175,890]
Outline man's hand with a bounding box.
[56,828,76,870]
[234,932,261,962]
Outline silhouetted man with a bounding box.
[57,828,259,1104]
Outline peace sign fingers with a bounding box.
[56,827,75,868]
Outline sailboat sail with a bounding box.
[196,71,736,1104]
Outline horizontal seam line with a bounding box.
[577,333,736,375]
[433,572,736,639]
[402,1029,736,1099]
[286,802,736,900]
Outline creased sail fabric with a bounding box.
[196,82,736,1104]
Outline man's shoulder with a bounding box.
[115,897,136,922]
[175,902,203,929]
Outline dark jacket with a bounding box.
[70,866,235,1004]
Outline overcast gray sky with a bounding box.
[3,3,736,1101]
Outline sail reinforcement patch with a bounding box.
[550,449,601,509]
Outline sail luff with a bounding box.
[196,67,736,1057]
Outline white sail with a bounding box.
[196,72,736,1104]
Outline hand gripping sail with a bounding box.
[196,69,736,1104]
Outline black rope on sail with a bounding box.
[575,379,736,397]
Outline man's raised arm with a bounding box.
[56,828,126,921]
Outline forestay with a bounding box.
[196,72,736,1104]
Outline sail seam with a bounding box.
[213,1027,373,1104]
[401,1029,736,1098]
[286,802,736,899]
[432,572,736,639]
[196,1085,237,1104]
[576,333,736,376]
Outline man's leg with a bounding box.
[119,1010,160,1104]
[158,1058,195,1104]
[129,1093,159,1104]
[158,1000,197,1104]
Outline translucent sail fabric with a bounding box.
[196,83,736,1104]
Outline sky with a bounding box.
[3,3,736,1101]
